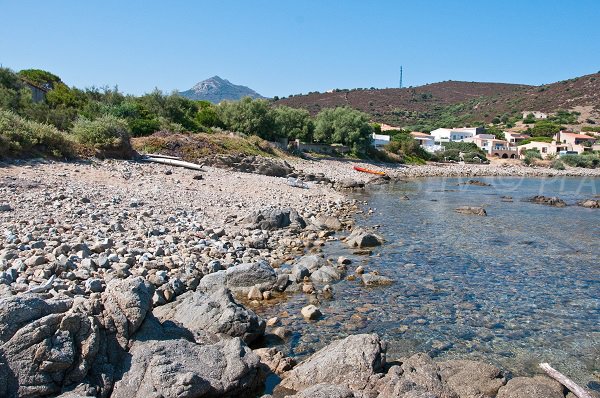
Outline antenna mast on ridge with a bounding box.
[399,66,403,89]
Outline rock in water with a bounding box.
[527,195,567,207]
[455,206,487,216]
[277,333,385,392]
[301,305,322,320]
[345,228,384,248]
[361,273,393,286]
[496,376,564,398]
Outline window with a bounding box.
[542,147,547,153]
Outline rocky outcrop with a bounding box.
[578,199,600,208]
[438,359,506,398]
[289,383,356,397]
[0,277,153,398]
[111,334,264,398]
[204,154,294,177]
[496,376,564,398]
[455,206,488,216]
[277,333,386,392]
[527,195,567,207]
[153,287,265,344]
[345,228,384,248]
[243,208,306,230]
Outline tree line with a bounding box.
[0,67,374,155]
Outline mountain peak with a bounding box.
[180,76,264,103]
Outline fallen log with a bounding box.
[142,156,205,171]
[539,363,593,398]
[27,275,56,293]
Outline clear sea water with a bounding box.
[257,176,600,389]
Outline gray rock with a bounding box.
[294,255,325,274]
[0,203,13,212]
[154,288,265,344]
[455,206,487,216]
[527,195,567,208]
[301,305,322,320]
[362,273,393,287]
[496,376,564,398]
[375,353,458,398]
[111,336,264,398]
[292,383,356,398]
[199,260,277,294]
[25,255,47,267]
[243,208,306,230]
[345,228,384,248]
[438,359,506,398]
[84,278,103,293]
[313,215,343,231]
[277,333,386,392]
[310,265,342,283]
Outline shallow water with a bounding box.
[257,176,600,388]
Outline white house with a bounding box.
[468,134,519,158]
[372,133,391,148]
[410,132,442,153]
[429,127,480,143]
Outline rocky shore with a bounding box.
[0,157,598,398]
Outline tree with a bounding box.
[195,100,224,129]
[527,120,563,137]
[314,107,373,153]
[272,106,314,141]
[217,97,275,139]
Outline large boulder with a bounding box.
[496,376,565,398]
[153,288,265,344]
[198,260,277,294]
[277,334,386,393]
[111,335,264,398]
[243,208,306,230]
[0,277,154,398]
[310,265,343,283]
[289,383,356,398]
[374,353,458,398]
[438,359,506,398]
[345,228,384,248]
[312,215,343,231]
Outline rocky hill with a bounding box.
[179,76,265,103]
[274,72,600,129]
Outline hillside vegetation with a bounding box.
[275,73,600,130]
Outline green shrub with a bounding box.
[72,115,132,156]
[0,110,74,158]
[551,159,565,170]
[523,149,542,165]
[560,153,600,168]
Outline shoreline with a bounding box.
[0,157,597,397]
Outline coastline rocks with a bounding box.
[254,347,296,375]
[198,260,277,294]
[310,265,343,283]
[111,335,264,398]
[289,383,356,398]
[204,153,294,177]
[496,376,564,398]
[361,273,393,287]
[277,333,386,392]
[0,203,13,212]
[455,206,488,216]
[153,287,266,344]
[243,208,306,230]
[527,195,567,207]
[345,228,384,248]
[438,359,506,398]
[463,179,491,186]
[579,199,600,208]
[312,215,343,231]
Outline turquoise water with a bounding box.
[257,177,600,388]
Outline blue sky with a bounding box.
[1,0,599,97]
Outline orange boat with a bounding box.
[353,165,386,176]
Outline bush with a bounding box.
[217,97,275,140]
[560,153,600,168]
[523,149,542,165]
[0,110,74,158]
[551,159,565,170]
[273,106,314,142]
[72,115,132,157]
[314,107,373,154]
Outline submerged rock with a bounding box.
[455,206,487,216]
[527,195,567,207]
[361,273,393,287]
[345,228,384,248]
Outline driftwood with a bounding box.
[27,275,56,293]
[143,153,181,160]
[539,363,593,398]
[142,156,205,171]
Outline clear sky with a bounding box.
[1,0,599,98]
